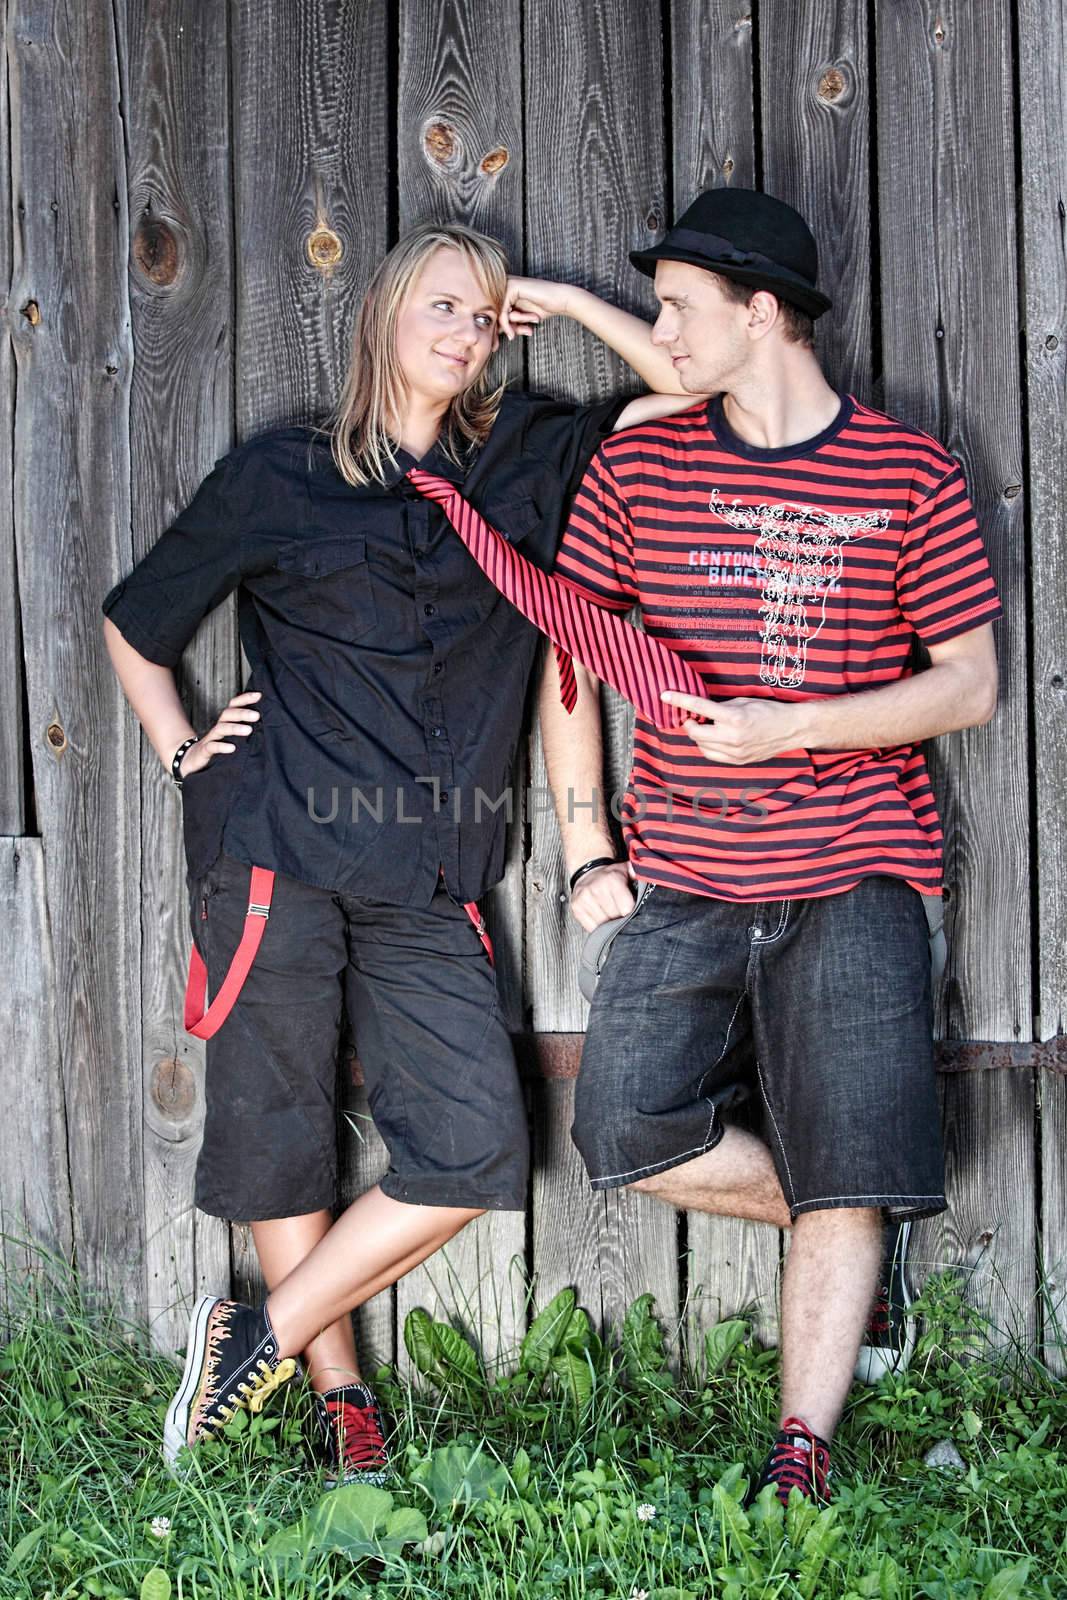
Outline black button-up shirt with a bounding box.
[101,389,627,904]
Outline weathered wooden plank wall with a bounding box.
[0,0,20,834]
[1,0,1062,1372]
[1018,0,1067,1373]
[7,3,145,1320]
[876,0,1036,1349]
[120,0,233,1352]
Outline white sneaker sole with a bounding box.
[854,1221,915,1385]
[854,1318,916,1384]
[163,1294,219,1475]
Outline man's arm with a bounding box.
[538,650,637,931]
[608,391,704,431]
[661,623,999,764]
[500,277,700,398]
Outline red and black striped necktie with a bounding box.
[407,469,707,732]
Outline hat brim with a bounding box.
[629,244,833,319]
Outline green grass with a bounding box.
[0,1253,1064,1600]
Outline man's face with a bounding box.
[650,259,754,392]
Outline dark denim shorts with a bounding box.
[572,872,947,1222]
[187,851,528,1221]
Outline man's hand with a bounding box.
[569,860,637,933]
[664,629,1000,759]
[660,691,807,765]
[498,277,576,340]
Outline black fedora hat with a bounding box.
[630,187,832,319]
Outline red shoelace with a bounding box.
[867,1289,891,1336]
[761,1416,831,1504]
[323,1394,388,1475]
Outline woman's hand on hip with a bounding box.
[177,691,262,778]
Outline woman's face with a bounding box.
[393,246,499,407]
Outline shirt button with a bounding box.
[424,603,436,617]
[433,661,444,675]
[440,791,449,804]
[751,925,763,939]
[415,546,428,560]
[431,726,443,737]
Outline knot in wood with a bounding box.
[132,218,179,287]
[151,1056,197,1120]
[21,300,40,326]
[817,66,846,102]
[933,18,947,44]
[307,226,343,270]
[1045,334,1058,351]
[722,157,735,178]
[45,721,66,751]
[424,121,458,165]
[480,147,509,176]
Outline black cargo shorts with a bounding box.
[187,850,529,1221]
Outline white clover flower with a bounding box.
[636,1503,657,1522]
[630,1588,650,1599]
[149,1515,171,1539]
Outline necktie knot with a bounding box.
[407,468,453,502]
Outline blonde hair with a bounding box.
[315,222,509,487]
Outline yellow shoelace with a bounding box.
[208,1355,298,1429]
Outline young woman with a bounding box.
[101,221,697,1484]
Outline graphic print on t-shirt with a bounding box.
[708,488,891,688]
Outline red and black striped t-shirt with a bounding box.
[553,390,1003,902]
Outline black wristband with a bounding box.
[568,856,618,894]
[171,735,199,790]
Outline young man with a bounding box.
[540,187,1002,1505]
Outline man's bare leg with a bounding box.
[631,1132,883,1440]
[630,1124,792,1228]
[779,1207,883,1438]
[264,1186,486,1359]
[251,1212,361,1393]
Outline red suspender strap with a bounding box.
[183,865,276,1040]
[464,899,494,966]
[438,864,494,965]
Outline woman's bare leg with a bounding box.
[250,1210,362,1393]
[264,1186,486,1357]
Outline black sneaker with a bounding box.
[855,1220,916,1384]
[312,1382,390,1488]
[163,1296,298,1473]
[747,1415,832,1507]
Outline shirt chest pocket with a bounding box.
[276,532,377,643]
[482,493,541,544]
[449,494,542,628]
